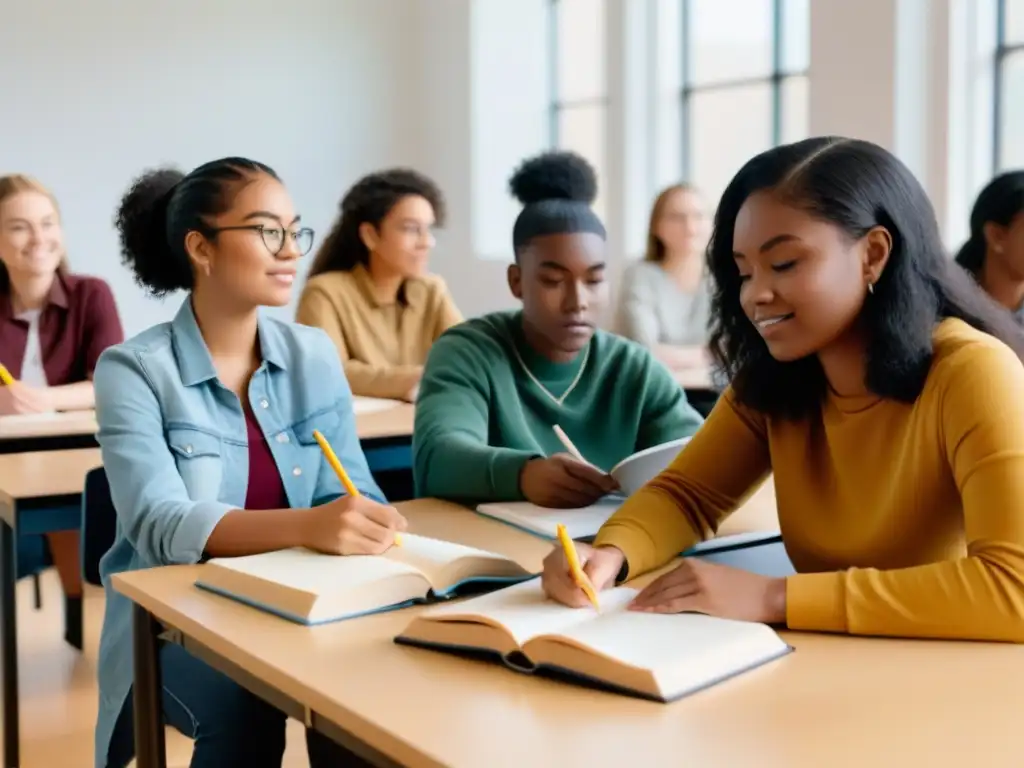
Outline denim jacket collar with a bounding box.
[171,299,289,387]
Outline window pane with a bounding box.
[556,0,607,102]
[558,103,607,221]
[998,50,1024,170]
[780,74,809,144]
[688,0,773,86]
[1006,0,1024,45]
[688,82,773,203]
[781,0,810,73]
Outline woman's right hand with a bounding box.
[0,382,52,416]
[541,542,626,608]
[301,495,408,555]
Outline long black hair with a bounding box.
[954,171,1024,275]
[115,157,277,296]
[307,169,445,278]
[707,137,1024,420]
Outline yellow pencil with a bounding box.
[0,364,14,387]
[556,523,600,611]
[312,429,401,546]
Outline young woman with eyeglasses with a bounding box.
[95,158,403,768]
[295,169,463,402]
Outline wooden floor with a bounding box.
[5,570,312,767]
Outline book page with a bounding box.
[383,533,527,589]
[549,608,776,672]
[420,578,635,646]
[206,547,421,594]
[476,499,620,539]
[351,396,402,415]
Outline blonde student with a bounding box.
[616,183,712,370]
[413,152,704,508]
[96,158,403,768]
[542,137,1024,643]
[295,169,463,401]
[0,174,124,645]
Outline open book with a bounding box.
[396,579,791,702]
[475,499,779,554]
[195,534,535,625]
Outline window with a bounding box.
[548,0,609,220]
[680,0,809,203]
[995,0,1024,170]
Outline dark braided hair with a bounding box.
[307,169,445,277]
[707,137,1024,421]
[508,151,605,259]
[114,157,278,296]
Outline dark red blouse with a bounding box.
[0,272,123,384]
[244,407,288,510]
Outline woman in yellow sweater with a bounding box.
[542,137,1024,643]
[296,169,463,401]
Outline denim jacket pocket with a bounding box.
[166,426,224,501]
[291,406,341,447]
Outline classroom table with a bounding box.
[115,494,1023,768]
[0,410,99,454]
[0,448,103,767]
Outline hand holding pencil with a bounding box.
[301,429,407,556]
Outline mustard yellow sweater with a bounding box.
[593,318,1024,642]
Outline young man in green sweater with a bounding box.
[413,152,705,507]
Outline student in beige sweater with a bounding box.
[296,169,463,400]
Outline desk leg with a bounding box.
[132,604,166,768]
[1,521,18,768]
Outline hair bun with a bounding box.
[508,151,598,207]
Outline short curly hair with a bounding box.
[114,157,277,296]
[307,169,445,277]
[507,150,605,260]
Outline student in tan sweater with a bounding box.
[296,169,463,400]
[542,137,1024,643]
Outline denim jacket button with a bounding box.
[292,466,302,476]
[259,398,270,409]
[185,445,193,454]
[276,433,289,444]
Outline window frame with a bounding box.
[547,0,610,148]
[678,0,809,180]
[993,0,1024,170]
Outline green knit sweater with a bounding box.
[412,310,705,502]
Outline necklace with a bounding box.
[511,340,591,407]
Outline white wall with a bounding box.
[0,0,419,336]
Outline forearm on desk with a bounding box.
[204,508,315,558]
[415,435,537,501]
[48,381,95,411]
[343,360,421,401]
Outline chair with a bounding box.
[81,466,117,587]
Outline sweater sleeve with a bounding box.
[413,332,539,501]
[295,284,420,400]
[617,265,661,348]
[593,389,772,577]
[634,353,705,451]
[786,342,1024,642]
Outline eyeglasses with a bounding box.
[209,224,315,256]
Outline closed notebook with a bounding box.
[195,534,535,625]
[475,500,780,554]
[395,578,791,702]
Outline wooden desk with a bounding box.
[0,448,103,767]
[0,410,99,454]
[133,495,1024,768]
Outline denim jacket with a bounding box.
[92,299,384,767]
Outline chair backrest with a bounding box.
[81,466,117,586]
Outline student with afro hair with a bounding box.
[413,151,704,508]
[296,169,462,401]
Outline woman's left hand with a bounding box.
[629,559,788,624]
